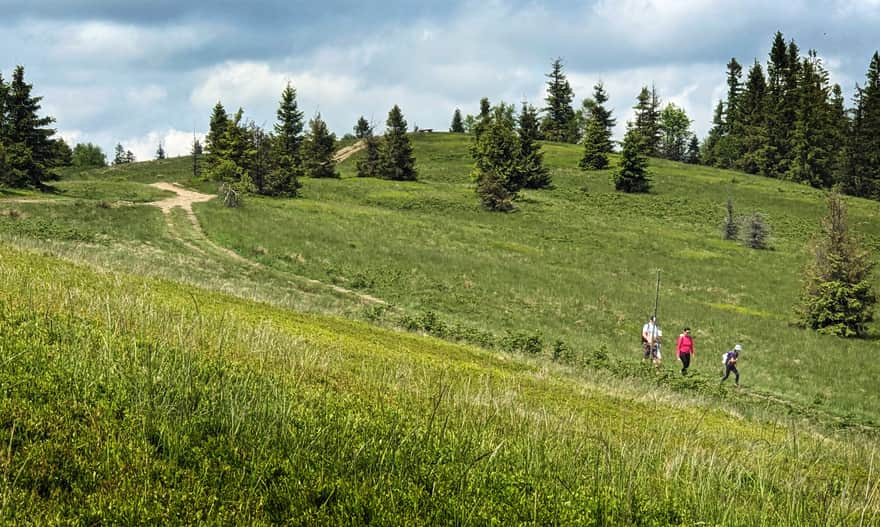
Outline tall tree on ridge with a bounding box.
[737,60,769,174]
[4,65,57,186]
[450,108,465,133]
[579,82,616,170]
[788,51,836,188]
[633,85,661,156]
[657,103,692,161]
[541,58,577,143]
[842,51,880,199]
[354,115,371,139]
[614,122,651,193]
[205,101,229,171]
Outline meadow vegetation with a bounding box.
[1,133,879,524]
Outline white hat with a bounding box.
[734,344,742,351]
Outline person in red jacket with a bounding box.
[676,327,694,375]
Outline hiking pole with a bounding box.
[652,269,661,324]
[651,270,661,361]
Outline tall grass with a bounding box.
[1,245,878,524]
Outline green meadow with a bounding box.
[1,133,879,524]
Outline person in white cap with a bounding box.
[721,344,741,385]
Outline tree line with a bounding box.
[703,32,880,200]
[201,83,417,204]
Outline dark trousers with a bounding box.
[721,363,739,384]
[679,353,691,374]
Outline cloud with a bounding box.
[117,128,203,160]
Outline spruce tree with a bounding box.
[354,116,371,139]
[843,52,880,199]
[614,123,651,193]
[579,82,615,169]
[379,105,417,181]
[0,72,8,142]
[125,150,136,164]
[518,101,550,189]
[4,65,56,186]
[702,100,725,167]
[764,32,796,178]
[633,85,661,156]
[738,61,769,174]
[155,142,165,160]
[788,51,836,188]
[206,101,229,170]
[302,112,337,179]
[723,197,739,240]
[472,105,521,210]
[450,108,465,133]
[191,136,202,179]
[274,83,304,165]
[113,143,127,165]
[356,134,381,178]
[270,84,305,195]
[474,97,492,140]
[797,192,876,336]
[541,58,577,143]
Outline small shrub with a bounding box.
[476,170,515,212]
[220,182,242,208]
[501,331,543,355]
[743,212,770,249]
[722,197,739,241]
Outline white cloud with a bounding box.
[120,128,204,160]
[126,84,167,106]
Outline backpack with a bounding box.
[721,352,729,365]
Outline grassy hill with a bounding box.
[1,133,879,524]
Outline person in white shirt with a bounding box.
[641,316,662,362]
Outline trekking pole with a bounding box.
[652,269,661,324]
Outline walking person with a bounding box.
[641,315,661,363]
[720,344,741,386]
[676,327,694,375]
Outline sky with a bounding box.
[2,0,879,161]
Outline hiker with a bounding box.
[641,316,662,363]
[676,327,694,375]
[720,344,741,385]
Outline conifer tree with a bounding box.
[518,101,550,189]
[113,143,127,165]
[354,116,371,139]
[788,51,836,188]
[633,85,661,156]
[155,142,165,160]
[474,97,492,140]
[206,101,229,170]
[614,123,651,193]
[125,150,136,164]
[302,112,337,179]
[723,197,739,240]
[541,58,577,143]
[450,108,465,133]
[843,52,880,199]
[274,83,304,165]
[379,105,417,181]
[763,32,800,178]
[702,100,725,167]
[797,192,876,336]
[579,82,615,170]
[738,61,769,174]
[0,72,8,141]
[472,105,521,210]
[356,135,381,178]
[3,65,56,186]
[191,136,202,179]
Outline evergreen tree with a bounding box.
[125,150,136,164]
[788,51,836,188]
[843,52,880,199]
[273,83,304,165]
[541,58,577,143]
[472,105,521,210]
[701,100,725,167]
[379,105,417,181]
[302,112,337,179]
[633,85,661,156]
[708,58,744,168]
[269,84,305,195]
[657,103,692,161]
[614,123,651,193]
[191,136,202,179]
[354,116,371,139]
[155,142,165,160]
[723,197,739,240]
[763,32,799,178]
[797,192,876,336]
[450,108,465,133]
[518,101,550,189]
[743,212,770,249]
[474,97,492,140]
[72,143,106,168]
[3,65,56,186]
[356,134,381,178]
[113,143,127,165]
[737,61,769,174]
[579,82,615,169]
[205,101,229,169]
[0,72,8,141]
[684,135,700,164]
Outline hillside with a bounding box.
[1,133,879,524]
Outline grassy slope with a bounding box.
[199,133,880,425]
[1,246,877,525]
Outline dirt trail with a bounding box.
[146,181,387,305]
[332,140,366,163]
